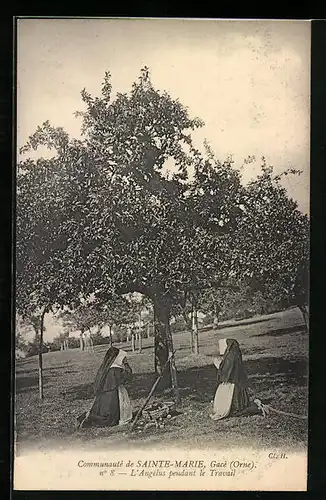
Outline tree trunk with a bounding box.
[153,297,179,403]
[38,307,47,400]
[190,308,194,353]
[192,307,199,355]
[182,309,193,353]
[154,302,169,374]
[131,332,136,352]
[80,330,85,351]
[138,314,142,353]
[298,304,309,332]
[109,325,113,346]
[213,303,220,330]
[147,323,150,339]
[166,319,180,403]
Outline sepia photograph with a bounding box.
[14,17,310,491]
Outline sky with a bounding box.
[17,18,311,342]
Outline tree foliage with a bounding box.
[233,160,309,312]
[16,67,310,399]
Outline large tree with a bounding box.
[17,68,309,405]
[74,69,248,390]
[16,153,68,398]
[16,68,251,400]
[16,124,101,397]
[233,160,310,329]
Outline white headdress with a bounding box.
[110,349,128,369]
[218,338,228,356]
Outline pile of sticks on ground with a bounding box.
[133,401,177,432]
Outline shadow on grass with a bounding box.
[131,345,154,353]
[105,345,154,354]
[16,366,79,379]
[64,355,308,407]
[65,372,158,402]
[178,356,307,402]
[246,357,308,389]
[199,317,273,333]
[15,365,81,394]
[218,317,273,330]
[15,375,50,393]
[252,325,307,338]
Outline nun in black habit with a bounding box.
[210,338,262,420]
[78,347,133,428]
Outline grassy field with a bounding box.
[15,307,308,454]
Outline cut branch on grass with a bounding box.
[130,350,176,431]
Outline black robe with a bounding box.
[81,347,132,428]
[85,367,132,427]
[216,339,250,415]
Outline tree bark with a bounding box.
[80,330,85,351]
[89,335,94,352]
[166,319,180,403]
[154,301,169,374]
[38,306,47,400]
[138,314,142,353]
[147,323,150,339]
[131,332,136,352]
[213,303,220,330]
[190,307,194,353]
[153,296,179,403]
[192,307,199,355]
[181,308,193,353]
[109,325,113,346]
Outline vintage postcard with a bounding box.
[14,17,310,491]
